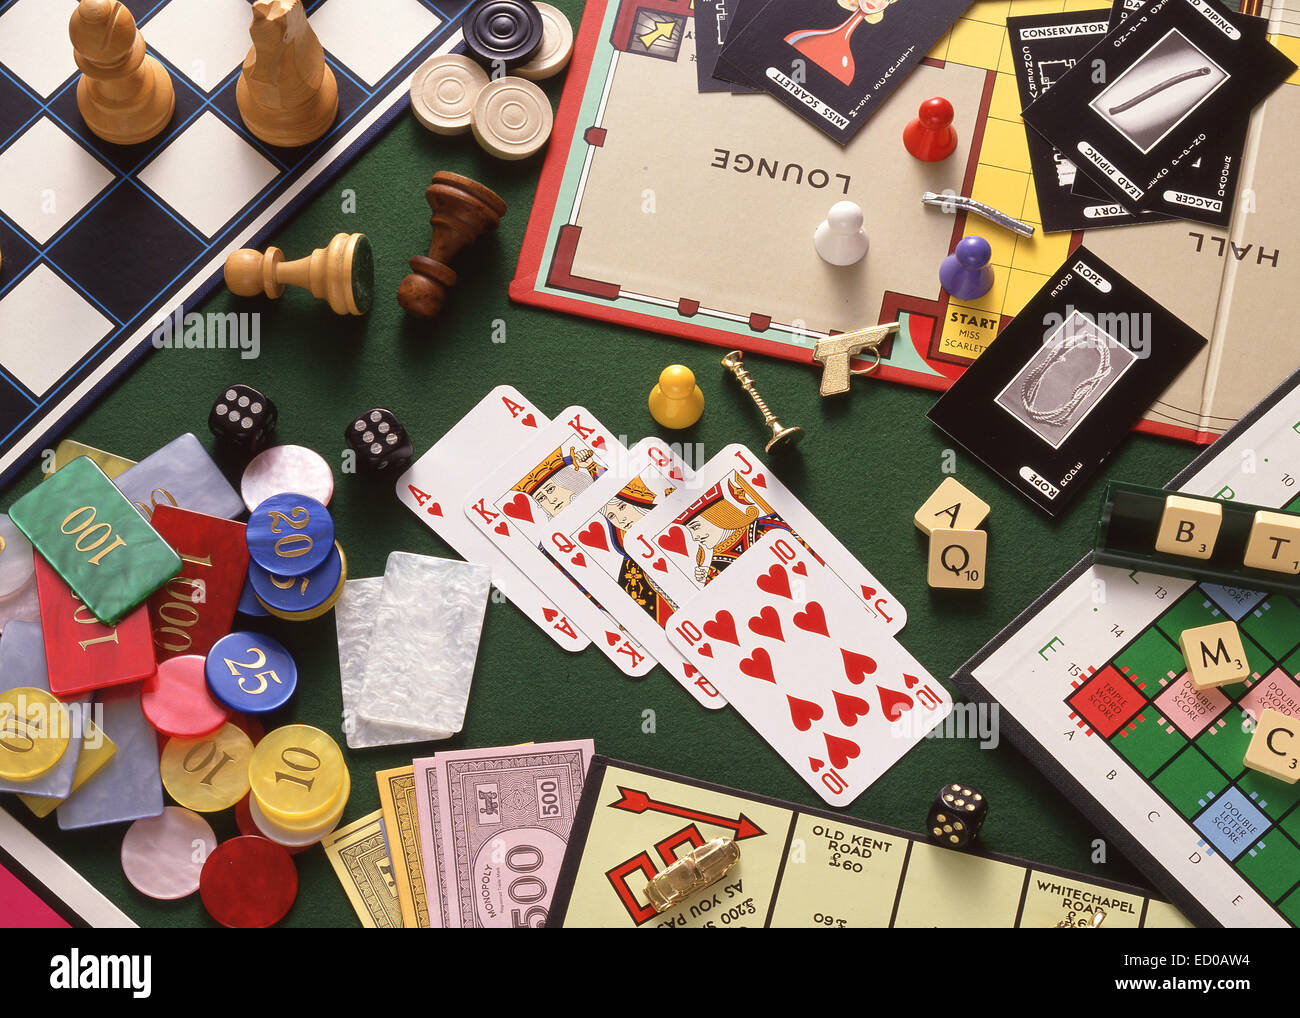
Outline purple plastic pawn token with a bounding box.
[939,235,994,301]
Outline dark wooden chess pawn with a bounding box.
[398,172,507,320]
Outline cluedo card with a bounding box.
[713,0,972,144]
[396,387,590,654]
[1020,0,1295,225]
[621,443,906,633]
[541,437,727,708]
[463,408,658,677]
[547,758,1188,927]
[667,531,950,807]
[926,248,1207,517]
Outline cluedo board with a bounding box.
[511,0,1300,444]
[0,0,475,490]
[547,757,1190,927]
[956,367,1300,928]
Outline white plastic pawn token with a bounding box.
[120,807,217,900]
[814,201,869,266]
[470,76,553,160]
[515,3,574,81]
[410,54,489,135]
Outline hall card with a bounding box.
[542,437,726,708]
[1020,0,1295,224]
[622,444,905,633]
[713,0,972,144]
[396,387,590,654]
[694,0,759,93]
[464,409,657,677]
[927,248,1207,517]
[666,531,950,807]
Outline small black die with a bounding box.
[926,783,987,849]
[209,384,277,453]
[345,408,413,472]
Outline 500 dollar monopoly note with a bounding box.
[414,740,594,928]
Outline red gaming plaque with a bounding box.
[35,554,157,699]
[147,506,250,662]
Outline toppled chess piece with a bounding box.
[398,172,507,320]
[70,0,175,146]
[236,0,339,148]
[224,233,373,316]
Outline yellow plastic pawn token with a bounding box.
[649,365,704,429]
[160,723,254,812]
[249,724,346,826]
[0,688,70,781]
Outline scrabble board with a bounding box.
[0,0,474,490]
[956,366,1300,928]
[511,0,1300,444]
[548,757,1190,927]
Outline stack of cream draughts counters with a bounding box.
[336,553,492,749]
[409,2,572,159]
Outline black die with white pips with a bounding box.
[926,783,987,849]
[345,408,413,472]
[209,384,277,453]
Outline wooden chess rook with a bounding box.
[398,172,507,320]
[224,233,373,316]
[70,0,176,146]
[237,0,339,148]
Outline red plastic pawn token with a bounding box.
[199,836,298,927]
[234,795,310,855]
[903,97,957,162]
[141,655,229,738]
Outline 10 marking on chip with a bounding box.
[246,493,334,575]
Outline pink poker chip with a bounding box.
[240,445,335,513]
[141,655,229,738]
[121,807,218,900]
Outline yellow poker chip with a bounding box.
[160,723,255,813]
[0,687,70,781]
[250,770,351,845]
[249,724,346,826]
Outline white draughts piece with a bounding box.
[0,118,114,245]
[137,111,278,237]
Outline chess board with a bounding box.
[0,0,474,490]
[511,0,1300,444]
[956,366,1300,928]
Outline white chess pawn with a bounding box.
[814,201,869,266]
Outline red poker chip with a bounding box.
[199,836,298,928]
[141,655,229,739]
[228,712,265,746]
[234,795,310,855]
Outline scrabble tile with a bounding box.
[146,506,250,661]
[113,433,245,522]
[1179,621,1250,690]
[927,528,987,590]
[35,556,157,699]
[1244,708,1300,784]
[9,457,183,626]
[1243,510,1300,574]
[1155,494,1222,560]
[914,477,990,536]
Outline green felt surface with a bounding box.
[2,0,1202,925]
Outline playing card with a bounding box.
[713,0,971,144]
[463,408,655,677]
[621,443,905,633]
[694,0,759,93]
[667,531,951,807]
[396,386,590,653]
[542,437,726,708]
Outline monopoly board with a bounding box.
[956,367,1300,928]
[0,0,474,490]
[511,0,1300,444]
[547,757,1190,927]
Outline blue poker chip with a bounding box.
[246,493,334,576]
[236,572,271,617]
[247,542,344,617]
[205,632,298,714]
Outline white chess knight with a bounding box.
[813,201,869,266]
